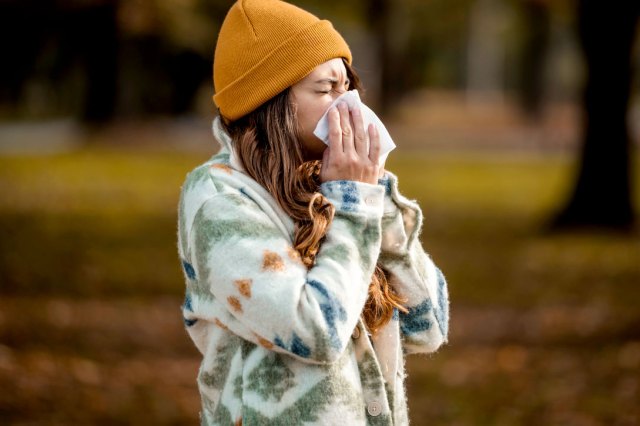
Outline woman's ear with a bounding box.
[289,98,298,114]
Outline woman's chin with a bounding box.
[302,143,327,162]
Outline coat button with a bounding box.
[352,326,360,339]
[367,400,382,416]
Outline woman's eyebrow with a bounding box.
[314,78,339,84]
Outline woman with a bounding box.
[177,0,449,424]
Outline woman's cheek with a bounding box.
[313,102,332,127]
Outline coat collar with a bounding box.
[212,115,246,172]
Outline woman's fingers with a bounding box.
[320,143,331,177]
[351,105,367,156]
[337,102,354,154]
[320,101,383,184]
[327,106,342,157]
[368,123,381,164]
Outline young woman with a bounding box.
[177,0,449,424]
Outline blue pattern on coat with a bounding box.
[274,333,311,358]
[435,267,449,337]
[399,299,432,335]
[307,279,347,349]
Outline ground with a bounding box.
[0,95,639,424]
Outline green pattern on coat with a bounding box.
[246,352,296,401]
[358,351,385,391]
[200,335,242,390]
[202,392,232,426]
[338,217,381,271]
[241,354,364,425]
[318,243,353,265]
[191,206,281,299]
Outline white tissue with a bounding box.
[312,90,395,163]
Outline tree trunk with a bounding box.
[78,2,119,124]
[367,0,407,115]
[466,0,508,103]
[552,0,639,230]
[518,0,550,120]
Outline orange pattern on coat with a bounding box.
[255,335,274,349]
[211,163,233,174]
[262,250,285,271]
[214,318,229,331]
[227,296,243,313]
[234,279,252,298]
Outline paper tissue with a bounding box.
[312,90,395,163]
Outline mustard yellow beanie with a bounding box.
[213,0,352,121]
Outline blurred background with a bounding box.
[0,0,639,424]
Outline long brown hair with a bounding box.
[221,59,407,334]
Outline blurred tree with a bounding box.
[466,0,509,100]
[0,0,119,122]
[553,0,639,230]
[0,1,50,108]
[367,0,392,113]
[366,0,411,114]
[77,1,119,123]
[518,0,550,119]
[364,0,474,111]
[405,0,471,89]
[116,0,218,117]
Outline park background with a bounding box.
[0,0,639,424]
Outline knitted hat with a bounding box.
[213,0,352,121]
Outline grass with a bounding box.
[0,148,198,296]
[0,145,639,424]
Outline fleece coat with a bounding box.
[177,117,450,425]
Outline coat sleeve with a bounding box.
[377,171,450,355]
[183,179,385,364]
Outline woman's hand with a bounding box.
[320,102,385,184]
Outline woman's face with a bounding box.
[290,58,351,160]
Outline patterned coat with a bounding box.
[177,117,449,425]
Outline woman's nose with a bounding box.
[331,89,347,101]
